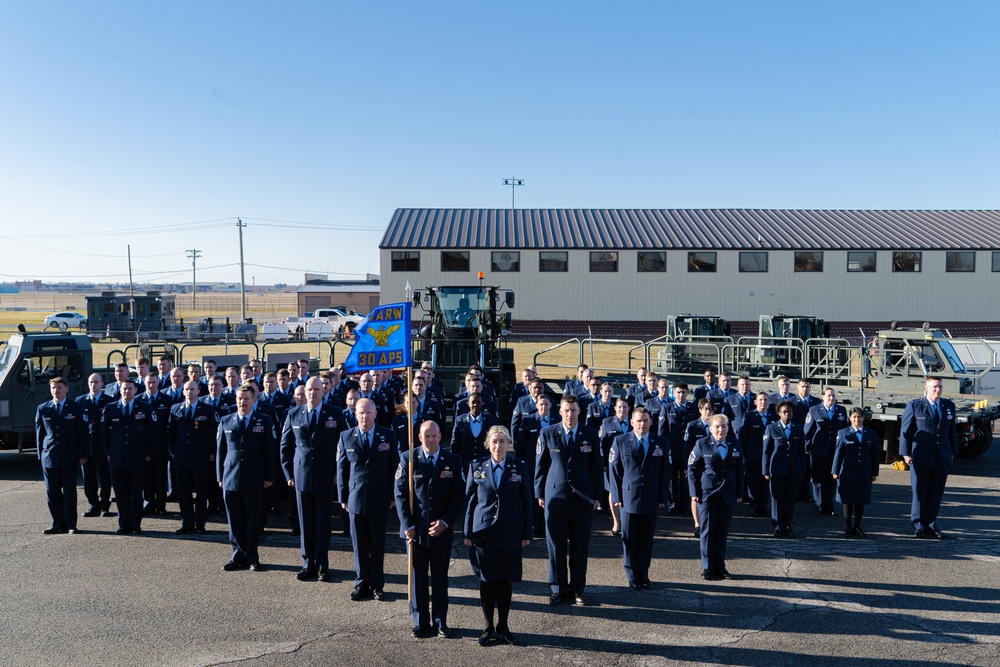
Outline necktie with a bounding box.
[827,408,834,420]
[188,405,194,421]
[932,402,941,420]
[493,463,503,487]
[55,401,62,416]
[620,420,627,431]
[639,437,647,458]
[363,432,370,449]
[310,409,318,429]
[784,424,791,439]
[471,417,481,438]
[718,441,728,459]
[566,430,574,449]
[241,416,248,432]
[856,428,863,441]
[124,403,130,418]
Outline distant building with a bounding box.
[295,275,380,315]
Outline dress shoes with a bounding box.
[914,528,930,538]
[719,568,733,579]
[854,527,867,538]
[436,623,451,638]
[783,528,796,538]
[814,510,825,517]
[372,588,386,601]
[772,529,783,538]
[248,563,264,572]
[132,528,143,535]
[640,581,652,589]
[319,570,333,583]
[350,585,372,601]
[693,526,701,538]
[548,592,565,606]
[83,506,101,518]
[175,527,193,535]
[195,527,207,535]
[701,569,716,580]
[115,528,133,535]
[573,593,588,606]
[496,629,517,645]
[66,528,79,535]
[43,527,67,535]
[222,561,245,571]
[411,625,431,638]
[100,510,113,517]
[611,529,621,537]
[844,528,856,538]
[928,528,946,539]
[628,582,641,590]
[296,567,318,581]
[478,629,495,646]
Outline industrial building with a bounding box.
[379,209,1000,328]
[295,275,381,315]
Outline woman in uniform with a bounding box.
[762,400,807,538]
[831,407,880,537]
[464,425,533,646]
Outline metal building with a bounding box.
[379,209,1000,324]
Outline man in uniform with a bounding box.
[803,387,847,516]
[104,363,131,399]
[511,378,546,439]
[138,374,172,515]
[900,377,958,538]
[77,373,114,517]
[450,392,497,469]
[609,407,670,589]
[102,379,153,534]
[337,398,399,601]
[36,377,89,534]
[281,378,344,581]
[534,395,603,606]
[738,392,775,517]
[724,375,755,436]
[167,381,218,534]
[768,375,796,407]
[694,368,718,401]
[662,382,697,513]
[395,421,464,638]
[586,382,616,430]
[217,385,277,571]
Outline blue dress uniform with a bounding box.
[899,397,957,534]
[762,421,807,534]
[515,413,552,534]
[510,393,540,440]
[534,422,604,599]
[391,413,427,453]
[804,403,849,514]
[337,425,399,593]
[217,410,278,566]
[724,392,755,436]
[832,426,881,505]
[394,447,465,629]
[450,412,498,469]
[76,392,114,514]
[102,400,154,533]
[465,455,533,581]
[167,401,219,532]
[688,435,744,576]
[137,390,172,513]
[738,409,776,516]
[280,403,344,575]
[414,396,446,434]
[35,399,89,532]
[586,399,615,430]
[608,432,670,587]
[662,400,698,512]
[599,415,631,492]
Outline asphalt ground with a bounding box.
[1,443,998,667]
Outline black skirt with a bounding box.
[469,546,523,583]
[836,479,873,506]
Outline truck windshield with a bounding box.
[436,288,488,327]
[937,340,968,374]
[0,342,19,385]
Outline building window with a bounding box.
[539,251,568,272]
[794,252,824,272]
[637,251,666,272]
[441,251,470,272]
[391,251,419,271]
[946,251,975,273]
[491,251,520,272]
[739,252,768,273]
[847,251,877,273]
[993,252,1000,272]
[589,251,618,272]
[688,252,717,272]
[893,252,922,272]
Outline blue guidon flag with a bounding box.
[343,302,412,373]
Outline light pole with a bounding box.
[502,178,524,210]
[186,249,202,310]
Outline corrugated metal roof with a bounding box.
[380,209,1000,250]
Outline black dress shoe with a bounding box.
[914,528,929,538]
[844,528,855,538]
[100,510,113,517]
[196,527,207,535]
[640,581,652,589]
[67,528,79,534]
[83,507,101,518]
[478,629,495,646]
[319,570,333,583]
[43,527,67,535]
[573,593,588,606]
[783,528,796,538]
[496,630,517,645]
[611,529,621,537]
[628,582,641,590]
[853,527,867,538]
[719,568,733,579]
[437,624,451,638]
[702,569,715,580]
[175,527,192,535]
[373,588,386,601]
[351,585,371,601]
[929,529,947,539]
[248,563,264,572]
[826,511,838,516]
[411,625,430,638]
[115,528,132,535]
[296,567,318,581]
[773,529,783,538]
[693,526,701,538]
[548,592,564,606]
[222,561,245,571]
[814,510,825,517]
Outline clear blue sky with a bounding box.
[2,1,998,285]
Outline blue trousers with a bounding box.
[810,454,836,513]
[111,467,145,531]
[349,511,387,589]
[769,474,799,529]
[409,539,452,627]
[297,490,333,570]
[544,496,594,595]
[910,466,948,531]
[697,494,735,571]
[621,511,657,585]
[224,489,263,564]
[43,466,79,530]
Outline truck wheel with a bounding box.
[959,423,993,458]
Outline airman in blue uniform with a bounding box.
[36,377,89,534]
[804,388,848,516]
[101,379,154,534]
[167,381,218,534]
[762,400,807,537]
[832,407,881,537]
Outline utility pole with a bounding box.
[237,218,247,321]
[186,249,202,310]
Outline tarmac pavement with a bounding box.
[1,441,998,667]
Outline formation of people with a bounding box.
[34,357,959,644]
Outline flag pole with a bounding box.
[405,281,415,606]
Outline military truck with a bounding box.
[653,315,732,375]
[0,329,94,451]
[410,284,516,415]
[86,291,181,342]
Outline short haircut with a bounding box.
[49,376,68,388]
[135,357,150,366]
[697,398,713,410]
[673,382,689,391]
[235,385,254,396]
[631,406,650,418]
[848,407,865,418]
[264,371,277,380]
[560,394,579,407]
[708,414,730,427]
[276,368,290,379]
[776,400,795,413]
